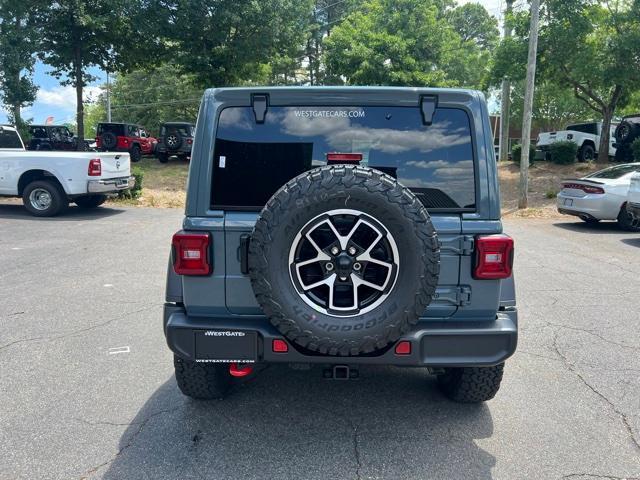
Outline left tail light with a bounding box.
[473,234,514,279]
[172,232,211,275]
[88,158,101,176]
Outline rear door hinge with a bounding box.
[456,286,472,306]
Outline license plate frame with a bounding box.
[194,330,258,363]
[563,198,573,207]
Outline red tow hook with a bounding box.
[229,363,253,378]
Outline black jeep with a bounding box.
[155,122,195,163]
[27,125,88,151]
[614,114,640,162]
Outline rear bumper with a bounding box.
[156,145,192,154]
[627,201,640,220]
[556,194,609,220]
[164,304,518,367]
[87,176,135,193]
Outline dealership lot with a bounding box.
[0,204,639,480]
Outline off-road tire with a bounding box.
[165,131,183,150]
[617,205,640,232]
[22,180,68,217]
[174,355,232,399]
[157,152,169,163]
[614,120,640,145]
[101,132,117,150]
[437,364,505,403]
[249,165,440,356]
[130,145,141,163]
[578,143,595,163]
[74,195,107,209]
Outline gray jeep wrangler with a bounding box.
[164,87,517,403]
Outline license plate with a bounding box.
[116,179,128,187]
[563,198,573,206]
[194,330,257,363]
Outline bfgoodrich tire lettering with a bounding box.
[248,165,440,356]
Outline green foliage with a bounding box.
[545,189,558,199]
[632,138,640,162]
[549,141,578,165]
[512,144,535,165]
[118,166,143,199]
[0,0,39,125]
[324,0,495,88]
[447,3,499,50]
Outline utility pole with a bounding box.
[106,70,112,122]
[498,0,515,163]
[518,0,541,209]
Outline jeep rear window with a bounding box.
[212,106,476,211]
[97,123,125,136]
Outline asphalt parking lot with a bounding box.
[1,203,639,480]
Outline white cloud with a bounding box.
[36,85,103,112]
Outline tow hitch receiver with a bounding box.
[323,365,359,380]
[229,363,253,378]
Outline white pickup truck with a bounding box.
[535,122,617,162]
[0,125,134,216]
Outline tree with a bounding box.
[35,1,148,147]
[540,0,640,163]
[447,2,499,49]
[158,0,313,88]
[0,0,39,128]
[323,0,489,88]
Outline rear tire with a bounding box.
[437,364,504,403]
[22,180,68,217]
[578,143,595,163]
[617,206,640,232]
[130,145,141,163]
[74,195,107,209]
[157,152,169,163]
[174,355,233,399]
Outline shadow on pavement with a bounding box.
[0,203,125,221]
[552,220,624,234]
[621,237,640,248]
[101,365,495,480]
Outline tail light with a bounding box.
[562,183,605,194]
[187,138,193,145]
[172,232,211,275]
[327,152,363,163]
[473,235,514,280]
[88,158,101,176]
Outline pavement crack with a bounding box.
[547,322,640,352]
[0,304,160,354]
[352,423,362,480]
[78,406,180,479]
[551,330,640,454]
[562,474,640,479]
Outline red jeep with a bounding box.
[96,122,157,162]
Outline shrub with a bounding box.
[632,138,640,162]
[545,189,557,199]
[549,140,578,165]
[512,144,535,165]
[118,166,143,199]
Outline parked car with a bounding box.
[164,87,517,404]
[536,122,617,162]
[557,163,640,230]
[0,127,134,216]
[155,122,195,163]
[626,171,640,223]
[613,114,640,163]
[95,122,157,162]
[27,125,89,151]
[0,125,26,151]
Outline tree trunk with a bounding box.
[74,47,84,150]
[597,108,613,164]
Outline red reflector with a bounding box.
[473,234,514,280]
[395,341,411,355]
[187,138,193,144]
[272,339,289,353]
[88,158,101,176]
[172,232,211,275]
[327,152,363,162]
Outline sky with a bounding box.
[0,0,505,126]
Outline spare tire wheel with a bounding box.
[166,131,183,150]
[248,165,440,356]
[101,131,118,150]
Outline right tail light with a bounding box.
[473,235,514,279]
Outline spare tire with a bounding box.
[165,131,183,150]
[101,131,117,150]
[248,165,440,356]
[614,121,640,145]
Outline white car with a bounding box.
[557,163,640,231]
[0,125,134,217]
[626,172,640,223]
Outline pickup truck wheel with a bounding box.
[74,195,107,209]
[617,206,640,232]
[249,165,440,356]
[22,180,68,217]
[129,145,141,163]
[174,355,232,399]
[437,364,504,403]
[578,144,595,162]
